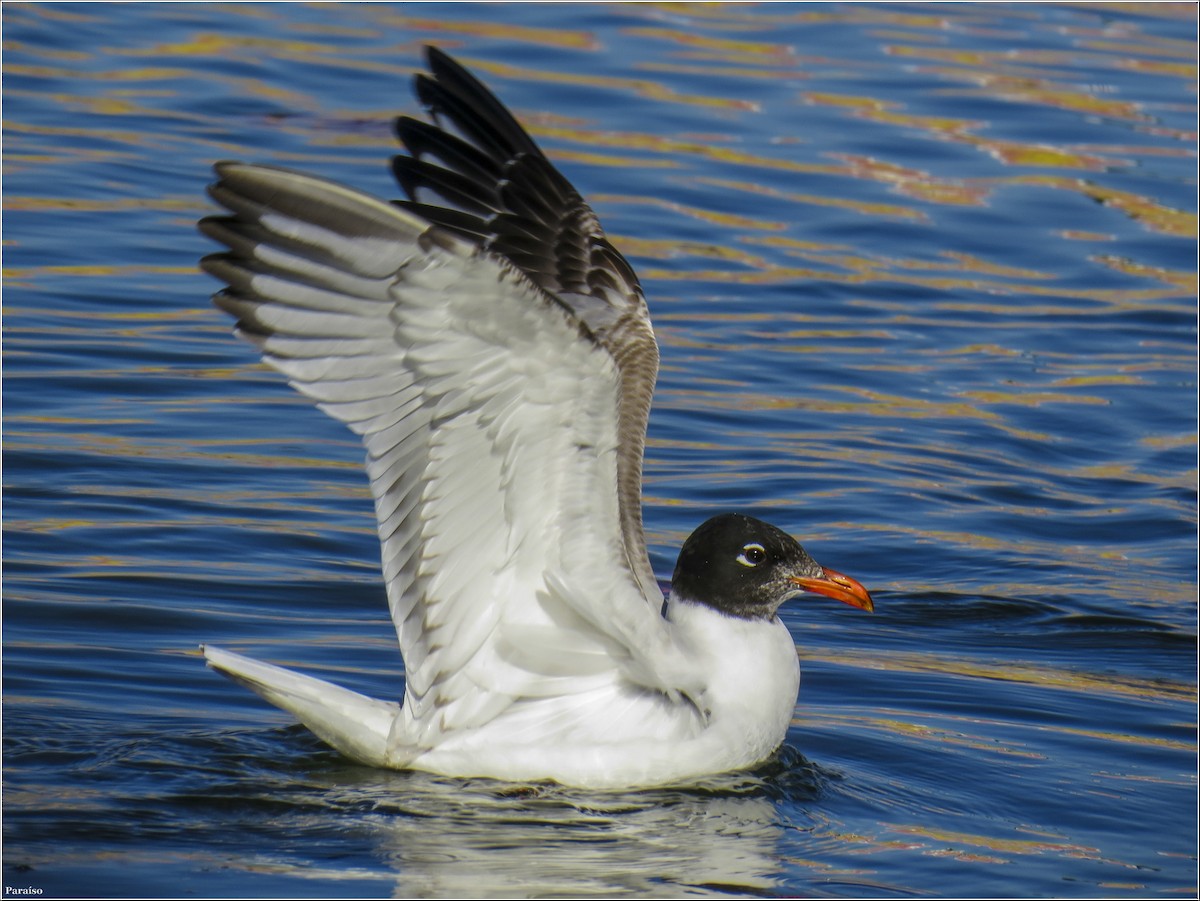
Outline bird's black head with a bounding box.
[670,513,873,621]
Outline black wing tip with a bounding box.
[414,44,474,110]
[424,44,463,76]
[196,216,233,242]
[393,115,422,143]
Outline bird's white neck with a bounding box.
[664,594,801,755]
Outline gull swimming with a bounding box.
[199,46,873,790]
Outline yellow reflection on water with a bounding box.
[804,649,1196,708]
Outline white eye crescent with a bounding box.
[737,543,767,567]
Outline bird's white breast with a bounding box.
[400,600,801,789]
[664,596,802,769]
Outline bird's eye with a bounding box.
[736,543,767,567]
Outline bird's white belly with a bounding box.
[409,604,802,789]
[410,678,703,784]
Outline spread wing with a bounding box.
[199,50,688,757]
[394,47,660,604]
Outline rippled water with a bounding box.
[4,2,1196,897]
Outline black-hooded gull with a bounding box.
[199,47,872,790]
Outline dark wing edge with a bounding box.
[392,46,662,605]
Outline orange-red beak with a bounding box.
[790,567,874,612]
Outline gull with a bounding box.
[199,46,873,790]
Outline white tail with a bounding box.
[202,645,401,767]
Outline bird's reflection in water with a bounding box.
[309,745,826,897]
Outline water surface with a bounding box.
[4,2,1196,897]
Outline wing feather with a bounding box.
[394,47,661,604]
[202,161,693,755]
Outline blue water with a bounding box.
[4,2,1196,897]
